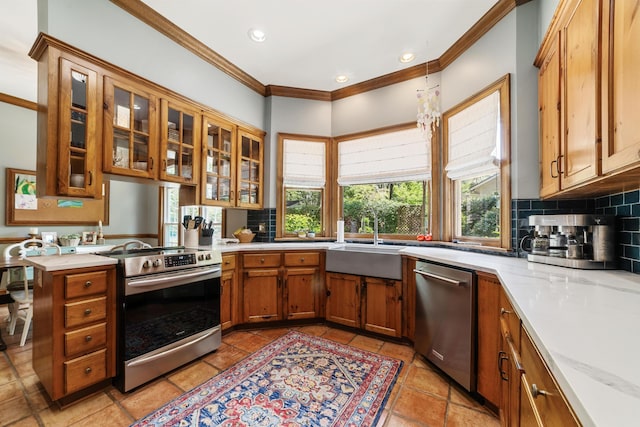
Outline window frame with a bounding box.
[276,133,331,238]
[443,74,511,249]
[333,123,436,241]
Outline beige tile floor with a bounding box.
[0,306,499,426]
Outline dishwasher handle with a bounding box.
[414,268,466,286]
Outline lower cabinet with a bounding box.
[325,272,402,337]
[499,287,523,427]
[241,251,322,323]
[220,254,237,330]
[32,265,116,403]
[477,272,501,408]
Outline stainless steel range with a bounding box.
[98,245,222,392]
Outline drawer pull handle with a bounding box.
[498,351,509,381]
[300,258,305,262]
[500,307,511,316]
[224,261,230,265]
[531,383,548,398]
[85,335,93,342]
[84,280,92,288]
[260,258,265,263]
[85,367,92,374]
[84,308,92,316]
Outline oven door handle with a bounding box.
[126,329,216,367]
[127,267,221,288]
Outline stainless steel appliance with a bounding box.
[98,245,222,392]
[526,214,616,269]
[414,261,476,392]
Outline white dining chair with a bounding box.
[3,239,61,346]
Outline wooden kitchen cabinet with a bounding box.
[103,76,158,179]
[519,327,580,427]
[283,252,322,320]
[32,265,116,403]
[498,289,522,427]
[537,0,640,198]
[159,98,201,185]
[477,272,501,409]
[220,254,238,331]
[241,251,323,323]
[325,272,361,328]
[236,129,264,209]
[30,36,103,199]
[201,114,237,206]
[600,0,640,175]
[325,272,402,337]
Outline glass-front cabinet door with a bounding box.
[160,99,200,184]
[201,114,236,206]
[103,77,157,179]
[56,57,100,198]
[237,130,264,209]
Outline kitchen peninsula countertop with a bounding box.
[24,253,118,271]
[220,241,638,426]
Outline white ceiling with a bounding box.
[0,0,499,100]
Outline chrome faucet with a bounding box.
[373,211,382,246]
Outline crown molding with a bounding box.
[0,93,37,110]
[111,0,525,101]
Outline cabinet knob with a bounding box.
[85,367,92,375]
[224,260,231,265]
[260,258,265,263]
[84,308,92,316]
[300,258,305,262]
[85,335,93,342]
[531,383,548,398]
[500,307,511,316]
[84,280,92,288]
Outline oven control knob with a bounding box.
[206,253,212,260]
[143,260,152,269]
[153,259,162,267]
[198,254,204,261]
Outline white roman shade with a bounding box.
[445,90,500,180]
[338,127,430,185]
[283,138,326,188]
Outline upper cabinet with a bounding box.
[159,99,201,185]
[536,0,640,198]
[601,0,640,174]
[29,35,265,205]
[236,129,264,209]
[103,77,158,179]
[201,114,236,206]
[30,36,103,198]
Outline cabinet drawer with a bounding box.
[64,323,106,358]
[521,329,579,426]
[65,297,107,328]
[64,349,107,395]
[284,252,319,267]
[222,254,236,271]
[243,253,281,268]
[65,271,108,299]
[499,290,520,350]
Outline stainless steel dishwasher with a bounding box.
[414,260,476,392]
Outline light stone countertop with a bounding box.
[24,254,118,271]
[27,242,639,425]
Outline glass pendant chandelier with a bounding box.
[416,60,441,141]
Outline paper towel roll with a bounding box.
[337,220,344,243]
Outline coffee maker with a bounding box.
[524,214,616,269]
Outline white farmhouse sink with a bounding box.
[326,243,403,280]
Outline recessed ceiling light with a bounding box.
[248,28,266,43]
[335,75,349,83]
[399,52,415,63]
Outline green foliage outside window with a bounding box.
[459,175,500,238]
[285,189,322,233]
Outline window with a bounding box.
[160,186,223,247]
[443,74,511,248]
[336,126,431,239]
[277,134,329,237]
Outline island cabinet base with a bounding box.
[32,265,117,404]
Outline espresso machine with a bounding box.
[525,214,616,269]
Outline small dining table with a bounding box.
[0,257,28,351]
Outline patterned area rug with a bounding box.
[131,331,403,427]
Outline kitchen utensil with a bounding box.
[183,215,192,228]
[193,216,204,229]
